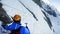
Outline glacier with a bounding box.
[0,0,60,34]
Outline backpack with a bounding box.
[10,26,21,34]
[10,26,30,34]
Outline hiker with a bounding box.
[3,14,30,34]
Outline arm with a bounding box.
[4,22,20,31]
[4,23,13,31]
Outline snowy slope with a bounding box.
[32,0,60,34]
[0,0,55,34]
[40,0,60,34]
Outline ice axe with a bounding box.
[25,23,28,29]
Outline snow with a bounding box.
[42,0,50,4]
[49,0,60,12]
[41,0,60,34]
[0,0,56,34]
[0,21,2,25]
[46,12,60,34]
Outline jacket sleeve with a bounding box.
[4,23,13,31]
[4,23,20,31]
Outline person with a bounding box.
[3,14,30,34]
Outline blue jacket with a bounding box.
[4,21,30,34]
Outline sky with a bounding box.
[49,0,60,12]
